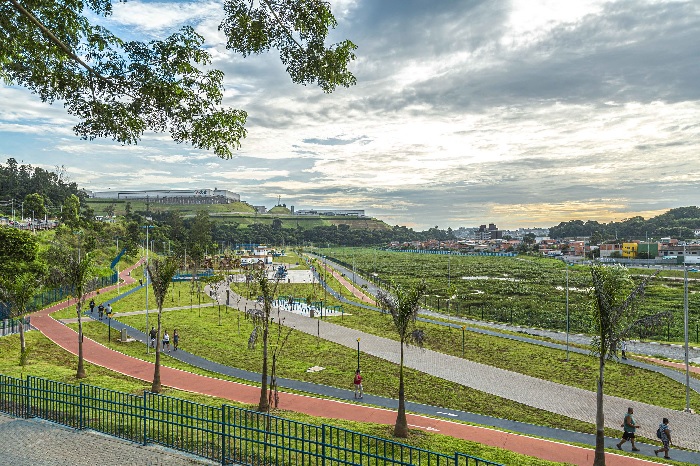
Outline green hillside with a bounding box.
[85,198,390,230]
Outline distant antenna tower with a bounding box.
[278,195,281,206]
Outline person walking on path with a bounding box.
[620,340,627,360]
[149,326,157,348]
[105,303,112,317]
[616,407,640,451]
[654,418,673,459]
[162,330,170,352]
[89,299,95,314]
[97,303,104,320]
[173,329,179,351]
[353,369,363,399]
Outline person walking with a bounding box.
[105,303,112,317]
[616,407,640,451]
[353,369,363,399]
[162,330,170,352]
[89,299,95,314]
[173,329,179,351]
[149,326,157,348]
[97,303,105,320]
[654,418,672,459]
[620,340,628,360]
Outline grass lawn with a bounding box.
[0,331,567,466]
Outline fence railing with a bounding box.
[0,274,117,320]
[0,374,502,466]
[0,317,31,337]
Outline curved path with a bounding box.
[25,260,693,465]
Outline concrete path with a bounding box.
[0,413,216,466]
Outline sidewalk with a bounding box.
[25,261,695,465]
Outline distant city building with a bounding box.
[475,223,502,240]
[90,188,240,204]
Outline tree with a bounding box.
[61,194,81,229]
[147,257,180,393]
[1,0,356,158]
[23,193,46,220]
[376,281,427,438]
[589,264,668,466]
[245,268,279,412]
[0,228,45,355]
[44,233,95,379]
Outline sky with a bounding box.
[1,0,699,230]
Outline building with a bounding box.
[90,188,240,204]
[294,209,365,217]
[660,244,700,263]
[475,223,502,240]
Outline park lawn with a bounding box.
[227,278,700,412]
[0,332,574,466]
[108,306,620,439]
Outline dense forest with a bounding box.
[0,158,82,216]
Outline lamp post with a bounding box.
[684,246,691,412]
[356,338,361,371]
[461,325,466,358]
[142,225,154,354]
[566,263,570,362]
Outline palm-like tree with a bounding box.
[376,280,427,438]
[147,257,180,393]
[590,264,668,466]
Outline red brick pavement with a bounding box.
[28,260,654,466]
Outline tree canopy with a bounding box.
[1,0,356,158]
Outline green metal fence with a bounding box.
[0,374,503,466]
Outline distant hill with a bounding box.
[548,206,700,240]
[84,198,391,231]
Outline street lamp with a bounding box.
[566,263,570,362]
[684,245,691,412]
[356,338,361,371]
[461,325,466,358]
[142,225,154,354]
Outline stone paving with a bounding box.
[0,413,217,466]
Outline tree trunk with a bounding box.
[18,317,26,354]
[258,315,270,412]
[394,339,408,437]
[593,356,606,466]
[151,310,162,393]
[76,301,86,379]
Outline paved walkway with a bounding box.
[0,413,216,466]
[22,260,697,465]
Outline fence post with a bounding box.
[23,375,30,419]
[142,391,148,446]
[321,424,326,466]
[221,405,227,466]
[79,383,84,429]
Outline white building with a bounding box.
[91,188,240,204]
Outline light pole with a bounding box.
[684,245,691,412]
[448,252,451,289]
[461,325,466,358]
[566,263,570,362]
[356,338,361,371]
[142,225,154,354]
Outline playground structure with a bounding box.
[273,296,344,318]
